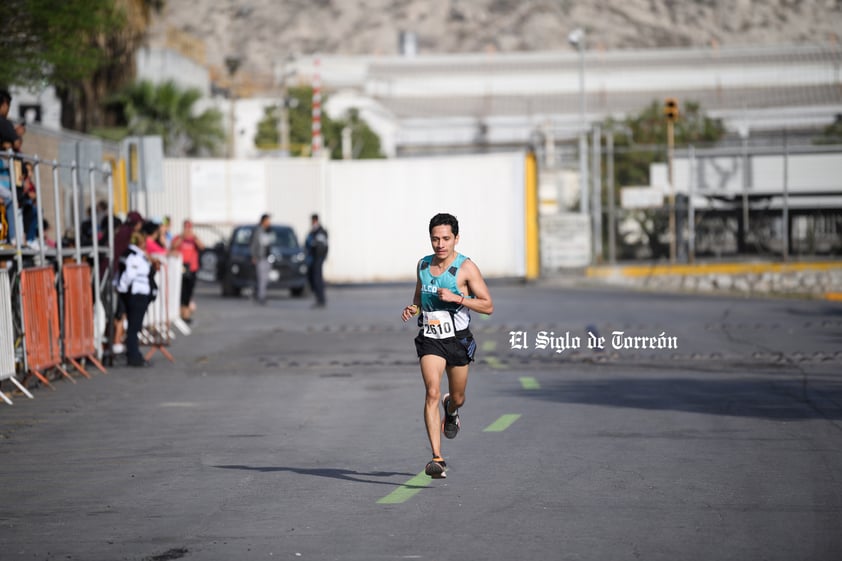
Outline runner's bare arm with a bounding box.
[401,263,423,322]
[439,259,494,315]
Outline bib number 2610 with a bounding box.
[423,310,455,339]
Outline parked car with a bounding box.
[199,224,308,298]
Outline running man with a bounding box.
[401,213,494,478]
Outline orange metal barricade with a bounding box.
[20,267,73,388]
[141,260,175,362]
[63,263,107,377]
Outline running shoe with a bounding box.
[425,456,447,479]
[442,393,461,439]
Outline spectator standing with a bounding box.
[144,220,167,258]
[305,213,329,308]
[161,216,173,248]
[80,206,95,246]
[116,226,156,367]
[171,219,204,323]
[112,211,144,353]
[114,211,144,264]
[250,213,272,305]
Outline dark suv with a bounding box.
[210,224,308,298]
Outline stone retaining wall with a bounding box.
[587,263,842,298]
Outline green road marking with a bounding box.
[481,340,497,352]
[484,356,505,369]
[376,471,431,505]
[519,376,540,390]
[483,414,521,432]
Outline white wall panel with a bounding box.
[265,159,325,245]
[325,153,525,282]
[152,153,525,283]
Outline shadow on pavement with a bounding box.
[522,376,842,421]
[780,304,842,317]
[213,465,416,486]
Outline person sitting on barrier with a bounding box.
[0,89,21,245]
[20,162,39,245]
[42,219,56,249]
[117,224,158,367]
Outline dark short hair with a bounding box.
[141,220,159,236]
[260,213,270,223]
[0,90,11,105]
[429,213,459,236]
[311,213,319,222]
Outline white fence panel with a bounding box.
[0,269,15,382]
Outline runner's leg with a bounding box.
[420,354,447,458]
[444,364,469,412]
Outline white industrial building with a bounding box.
[126,42,842,159]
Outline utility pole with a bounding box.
[606,131,616,264]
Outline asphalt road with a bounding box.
[1,280,841,561]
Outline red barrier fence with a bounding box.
[20,267,73,388]
[63,263,107,377]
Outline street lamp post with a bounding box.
[225,56,241,160]
[568,28,588,217]
[275,55,298,156]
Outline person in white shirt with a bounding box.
[117,222,158,367]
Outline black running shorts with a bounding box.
[415,329,476,366]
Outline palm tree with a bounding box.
[111,80,225,157]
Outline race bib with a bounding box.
[422,310,455,339]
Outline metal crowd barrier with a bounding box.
[140,257,176,363]
[165,255,189,336]
[20,266,72,387]
[0,269,33,404]
[1,148,187,399]
[63,263,107,377]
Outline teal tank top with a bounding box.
[418,253,472,332]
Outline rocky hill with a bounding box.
[147,0,842,87]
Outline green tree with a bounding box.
[282,86,383,158]
[0,0,163,131]
[0,0,118,87]
[324,108,384,159]
[604,100,725,258]
[815,115,842,145]
[107,80,225,157]
[254,105,282,150]
[607,100,725,187]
